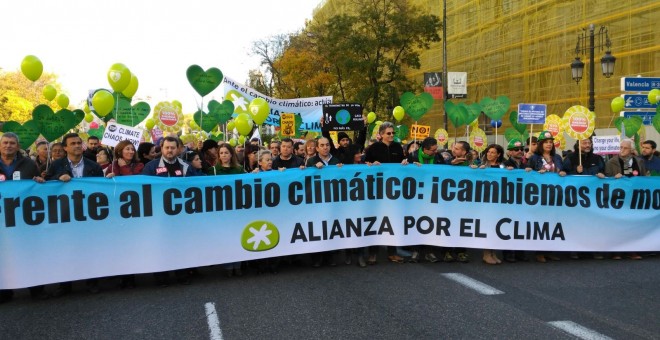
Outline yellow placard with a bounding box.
[410,124,431,139]
[562,105,595,140]
[544,114,563,137]
[280,113,296,136]
[153,101,184,133]
[469,127,488,152]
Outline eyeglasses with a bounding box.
[510,148,522,152]
[384,132,394,135]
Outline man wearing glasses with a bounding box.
[503,138,525,170]
[364,122,408,264]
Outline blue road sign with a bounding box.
[623,94,657,109]
[620,77,660,92]
[517,104,546,124]
[622,111,655,126]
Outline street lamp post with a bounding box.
[570,24,616,112]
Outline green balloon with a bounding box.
[43,85,57,101]
[235,115,253,136]
[107,63,131,92]
[393,106,405,121]
[92,90,115,117]
[21,55,43,82]
[248,98,270,125]
[121,73,139,98]
[611,96,625,113]
[647,89,660,105]
[227,120,236,131]
[367,111,376,123]
[186,65,223,97]
[57,94,69,109]
[145,118,156,130]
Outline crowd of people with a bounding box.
[0,122,658,303]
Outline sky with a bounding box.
[0,0,320,112]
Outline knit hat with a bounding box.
[507,138,524,150]
[201,139,218,154]
[337,132,350,142]
[537,130,554,141]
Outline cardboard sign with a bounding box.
[102,122,143,149]
[280,113,296,136]
[410,124,431,139]
[321,103,364,131]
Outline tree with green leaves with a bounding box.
[252,0,441,117]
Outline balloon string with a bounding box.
[114,93,120,118]
[200,97,204,134]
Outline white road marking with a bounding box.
[205,302,224,340]
[548,321,613,340]
[441,273,504,295]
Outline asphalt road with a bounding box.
[1,250,658,340]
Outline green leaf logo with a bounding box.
[241,221,280,252]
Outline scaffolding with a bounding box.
[313,0,659,136]
[412,0,660,133]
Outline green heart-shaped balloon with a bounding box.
[464,103,482,125]
[395,124,409,140]
[508,111,527,134]
[113,94,151,126]
[193,110,220,132]
[72,109,85,124]
[88,127,105,140]
[480,96,510,120]
[504,127,528,143]
[445,102,468,128]
[653,107,660,134]
[186,65,223,97]
[209,131,224,142]
[400,92,434,121]
[614,116,643,138]
[208,99,235,124]
[2,120,41,148]
[32,105,79,141]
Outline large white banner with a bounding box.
[1,165,658,289]
[222,76,332,132]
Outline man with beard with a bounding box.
[563,137,605,178]
[640,140,660,176]
[83,136,100,161]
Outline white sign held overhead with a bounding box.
[102,122,143,149]
[592,135,620,155]
[447,72,467,98]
